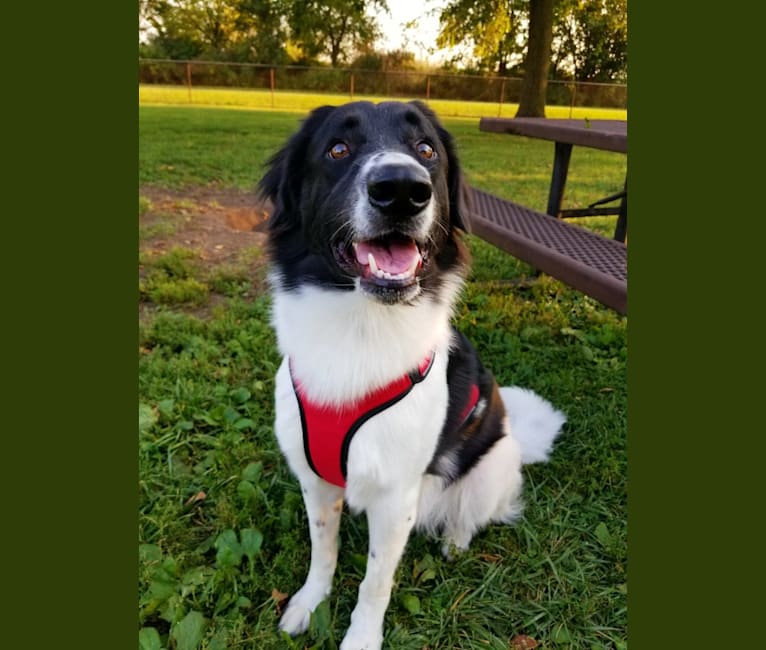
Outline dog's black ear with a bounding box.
[258,105,336,232]
[408,101,471,234]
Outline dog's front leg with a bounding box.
[340,487,419,650]
[279,478,344,637]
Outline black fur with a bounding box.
[427,328,506,484]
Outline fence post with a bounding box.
[186,62,192,103]
[270,68,275,108]
[426,76,431,103]
[350,73,354,100]
[569,82,577,118]
[498,78,506,117]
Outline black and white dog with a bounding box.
[259,101,566,649]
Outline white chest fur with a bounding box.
[270,280,456,406]
[270,282,456,507]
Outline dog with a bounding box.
[258,100,566,649]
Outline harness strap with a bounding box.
[459,383,481,424]
[290,352,435,488]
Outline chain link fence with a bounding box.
[139,58,627,114]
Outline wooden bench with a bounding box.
[467,187,627,314]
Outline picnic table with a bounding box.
[479,117,627,241]
[468,117,628,314]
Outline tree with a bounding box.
[139,0,288,62]
[436,0,525,74]
[236,0,290,63]
[288,0,388,67]
[350,49,418,71]
[553,0,627,82]
[435,0,627,116]
[436,0,555,116]
[515,0,554,117]
[140,0,206,59]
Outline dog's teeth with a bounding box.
[407,255,421,276]
[367,252,379,275]
[365,250,419,282]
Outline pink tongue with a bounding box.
[355,239,420,274]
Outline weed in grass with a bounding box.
[140,247,210,306]
[143,276,210,306]
[206,265,253,298]
[153,247,200,278]
[173,198,198,213]
[140,194,153,216]
[139,212,184,241]
[205,247,264,298]
[235,246,264,266]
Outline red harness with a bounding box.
[290,352,480,488]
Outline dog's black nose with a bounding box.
[367,164,432,217]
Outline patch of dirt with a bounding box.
[139,185,273,319]
[140,184,272,257]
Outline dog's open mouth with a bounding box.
[354,234,423,284]
[335,233,427,301]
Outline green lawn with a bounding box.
[139,103,627,650]
[140,84,628,121]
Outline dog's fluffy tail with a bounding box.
[499,386,567,464]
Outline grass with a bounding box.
[139,104,627,215]
[140,84,628,121]
[139,242,266,309]
[139,101,626,649]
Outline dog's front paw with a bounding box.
[441,537,470,561]
[339,623,383,650]
[278,591,316,637]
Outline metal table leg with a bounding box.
[547,141,573,218]
[613,179,627,242]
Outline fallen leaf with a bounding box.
[510,634,539,649]
[272,588,289,614]
[184,491,206,506]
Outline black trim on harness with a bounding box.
[340,352,434,481]
[290,352,436,485]
[288,360,320,478]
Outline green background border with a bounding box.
[4,4,136,648]
[628,3,761,645]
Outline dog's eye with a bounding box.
[328,142,350,160]
[416,141,436,160]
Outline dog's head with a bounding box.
[259,101,470,305]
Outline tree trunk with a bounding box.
[516,0,554,117]
[329,15,349,67]
[330,38,341,67]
